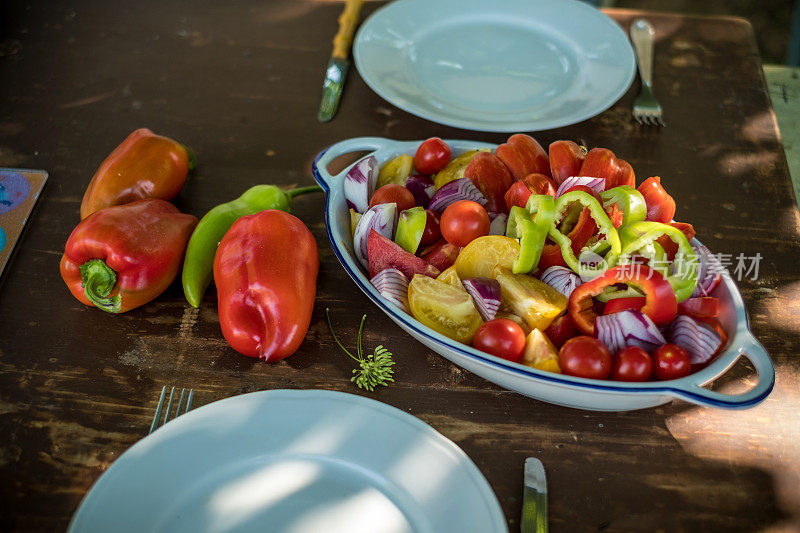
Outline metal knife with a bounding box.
[317,0,364,122]
[521,457,548,533]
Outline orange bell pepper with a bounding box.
[80,128,195,219]
[214,210,319,362]
[60,199,198,313]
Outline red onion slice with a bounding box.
[371,268,410,313]
[596,310,666,354]
[691,244,722,297]
[555,176,605,198]
[344,155,379,214]
[539,266,582,298]
[405,174,435,208]
[667,315,722,364]
[428,178,487,213]
[462,277,501,321]
[353,203,397,268]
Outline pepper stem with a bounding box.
[286,185,323,199]
[182,144,198,170]
[79,259,122,313]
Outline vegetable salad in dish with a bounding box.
[345,135,726,383]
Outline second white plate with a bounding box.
[354,0,636,131]
[68,389,507,533]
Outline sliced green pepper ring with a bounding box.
[600,185,647,227]
[504,195,555,274]
[549,190,621,278]
[619,221,698,302]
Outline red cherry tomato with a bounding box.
[653,343,692,380]
[369,184,415,212]
[472,319,526,363]
[612,346,653,382]
[414,137,451,175]
[420,209,441,246]
[558,336,612,379]
[440,200,490,247]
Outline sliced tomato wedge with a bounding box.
[638,176,676,223]
[678,297,719,318]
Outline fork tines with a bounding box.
[149,386,194,434]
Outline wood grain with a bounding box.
[1,2,799,531]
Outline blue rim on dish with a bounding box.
[312,138,775,409]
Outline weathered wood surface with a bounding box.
[1,2,799,531]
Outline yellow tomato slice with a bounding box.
[377,154,414,187]
[436,265,462,287]
[408,274,483,343]
[433,148,488,190]
[493,266,567,331]
[522,328,561,373]
[455,236,520,280]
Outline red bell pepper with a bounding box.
[638,176,676,223]
[655,222,695,259]
[566,207,598,255]
[60,199,198,313]
[214,210,319,362]
[568,265,677,335]
[536,208,598,271]
[495,134,551,180]
[80,128,194,219]
[605,203,625,228]
[579,148,635,189]
[538,242,568,271]
[548,140,587,185]
[603,296,646,315]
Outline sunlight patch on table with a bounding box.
[666,366,800,527]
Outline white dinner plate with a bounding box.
[68,389,507,533]
[353,0,636,131]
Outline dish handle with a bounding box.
[667,334,775,409]
[312,137,394,192]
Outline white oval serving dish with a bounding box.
[312,137,775,411]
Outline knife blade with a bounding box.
[317,0,364,122]
[521,457,548,533]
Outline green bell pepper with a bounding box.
[182,184,322,308]
[618,221,698,302]
[549,190,621,277]
[600,185,647,226]
[505,195,554,274]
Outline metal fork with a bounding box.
[630,19,664,126]
[148,386,194,434]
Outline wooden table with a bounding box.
[1,2,799,531]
